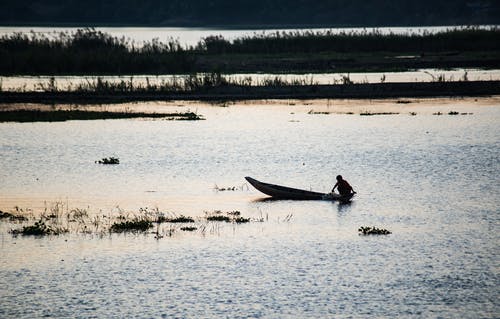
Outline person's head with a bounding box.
[336,175,343,181]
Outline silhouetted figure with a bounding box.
[332,175,356,196]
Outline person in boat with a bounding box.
[332,175,356,196]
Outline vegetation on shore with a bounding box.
[1,28,499,75]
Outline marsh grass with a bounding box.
[1,27,498,75]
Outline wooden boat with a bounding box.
[245,176,354,201]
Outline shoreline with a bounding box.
[1,81,499,104]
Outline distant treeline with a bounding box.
[1,28,499,75]
[1,0,499,27]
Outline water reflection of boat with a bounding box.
[245,176,353,201]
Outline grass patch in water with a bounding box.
[180,226,197,232]
[358,226,391,235]
[96,157,120,164]
[307,110,331,115]
[10,219,68,236]
[207,215,231,222]
[0,210,28,222]
[205,210,250,223]
[360,111,399,116]
[110,219,153,233]
[164,215,195,223]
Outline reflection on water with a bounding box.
[0,97,498,318]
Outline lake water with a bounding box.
[1,97,499,318]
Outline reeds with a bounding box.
[1,27,498,75]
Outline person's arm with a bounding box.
[331,182,338,193]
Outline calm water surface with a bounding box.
[0,98,499,318]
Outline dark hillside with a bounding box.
[1,0,499,27]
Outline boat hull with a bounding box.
[245,176,353,201]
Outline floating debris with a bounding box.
[358,226,392,235]
[96,157,120,164]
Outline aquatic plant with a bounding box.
[205,210,252,223]
[0,210,28,222]
[10,219,68,236]
[233,217,250,223]
[180,226,197,232]
[109,219,153,233]
[360,111,399,116]
[164,215,195,223]
[358,226,391,235]
[97,157,120,165]
[307,110,331,115]
[207,215,231,222]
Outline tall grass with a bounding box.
[0,28,194,75]
[0,27,498,75]
[197,27,500,54]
